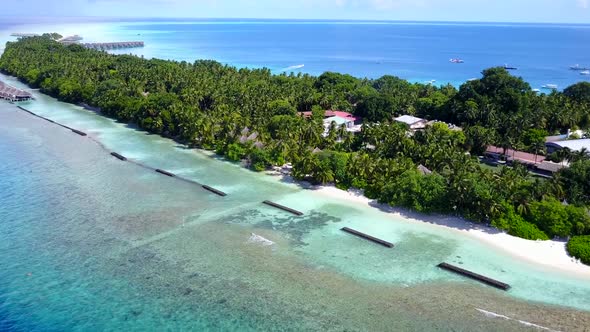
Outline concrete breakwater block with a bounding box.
[155,169,175,177]
[437,262,511,291]
[110,152,127,161]
[202,185,227,197]
[262,200,303,216]
[340,227,394,248]
[70,129,87,136]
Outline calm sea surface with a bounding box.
[1,19,590,88]
[1,20,590,330]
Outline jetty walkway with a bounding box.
[82,42,144,50]
[10,33,39,38]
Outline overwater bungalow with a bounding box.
[0,81,33,102]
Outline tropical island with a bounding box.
[2,35,590,265]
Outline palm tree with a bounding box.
[532,140,546,163]
[270,139,289,163]
[573,148,590,162]
[346,152,374,182]
[340,130,355,152]
[337,123,348,142]
[296,151,319,179]
[557,147,573,165]
[547,174,566,201]
[324,121,338,148]
[302,121,321,147]
[313,163,334,184]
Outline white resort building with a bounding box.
[299,110,363,137]
[546,139,590,154]
[394,115,428,130]
[322,115,362,137]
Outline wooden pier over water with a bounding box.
[38,34,146,51]
[82,41,144,50]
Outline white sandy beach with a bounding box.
[310,183,590,278]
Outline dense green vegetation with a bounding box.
[2,36,590,246]
[566,236,590,265]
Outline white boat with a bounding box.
[581,70,590,76]
[542,84,558,90]
[570,64,590,71]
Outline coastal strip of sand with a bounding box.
[312,184,590,278]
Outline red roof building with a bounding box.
[299,110,360,123]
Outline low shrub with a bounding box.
[567,236,590,265]
[492,203,549,240]
[507,219,549,241]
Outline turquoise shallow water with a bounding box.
[1,74,590,330]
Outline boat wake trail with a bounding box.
[476,309,560,332]
[516,319,559,332]
[476,308,510,320]
[282,64,305,71]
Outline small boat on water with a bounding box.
[570,64,590,71]
[503,64,517,70]
[542,84,558,90]
[581,70,590,76]
[450,58,464,64]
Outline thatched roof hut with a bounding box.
[417,164,432,175]
[0,81,33,102]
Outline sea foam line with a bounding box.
[476,308,560,332]
[476,308,510,320]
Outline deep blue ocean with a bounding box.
[101,20,590,89]
[3,19,590,89]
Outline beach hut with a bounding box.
[417,164,432,175]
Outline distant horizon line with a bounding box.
[2,16,590,26]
